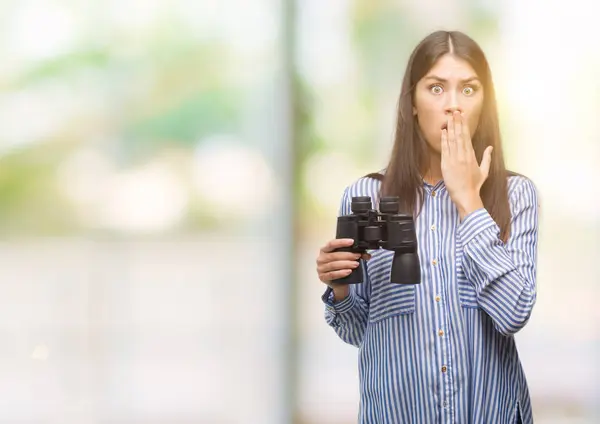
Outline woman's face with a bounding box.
[413,54,484,154]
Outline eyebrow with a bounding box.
[424,75,481,83]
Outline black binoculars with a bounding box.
[332,195,421,285]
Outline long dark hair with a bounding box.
[368,30,514,242]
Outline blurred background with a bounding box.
[0,0,598,423]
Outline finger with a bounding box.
[321,269,353,282]
[317,251,361,265]
[441,128,450,158]
[447,114,457,157]
[454,110,462,143]
[453,111,464,156]
[321,238,354,253]
[461,112,473,152]
[480,146,494,177]
[447,114,455,145]
[361,253,371,261]
[318,260,360,274]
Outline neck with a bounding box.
[422,151,443,186]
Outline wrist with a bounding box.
[456,193,484,220]
[332,285,350,302]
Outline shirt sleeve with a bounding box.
[322,186,371,347]
[457,178,539,336]
[322,275,370,347]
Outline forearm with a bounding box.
[459,193,537,335]
[460,210,536,335]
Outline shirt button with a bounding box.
[430,224,436,231]
[435,295,441,302]
[431,190,437,197]
[432,259,438,266]
[438,329,444,337]
[441,365,447,373]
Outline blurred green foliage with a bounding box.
[0,145,73,235]
[0,1,499,236]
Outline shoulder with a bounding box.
[506,172,539,210]
[342,171,385,200]
[337,173,384,216]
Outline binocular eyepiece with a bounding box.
[332,195,421,285]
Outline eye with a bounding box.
[463,85,477,96]
[430,84,443,95]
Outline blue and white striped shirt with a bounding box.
[322,174,539,424]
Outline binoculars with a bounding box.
[332,195,421,285]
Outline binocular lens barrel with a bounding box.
[332,195,421,286]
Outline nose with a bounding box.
[444,92,463,115]
[445,105,462,114]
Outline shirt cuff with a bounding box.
[457,207,498,246]
[321,286,357,313]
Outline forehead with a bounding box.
[424,54,478,80]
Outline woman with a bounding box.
[316,30,539,424]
